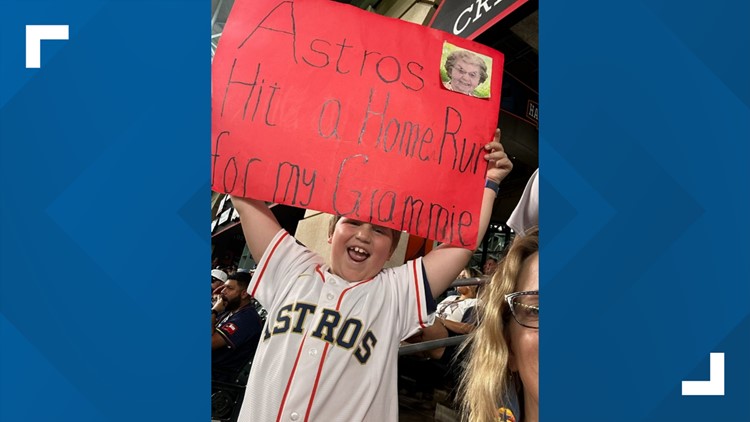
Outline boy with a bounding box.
[232,130,511,421]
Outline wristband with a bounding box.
[485,179,500,195]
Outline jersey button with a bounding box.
[290,412,299,421]
[326,293,335,301]
[308,348,318,357]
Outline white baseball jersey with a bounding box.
[436,296,477,323]
[239,229,434,422]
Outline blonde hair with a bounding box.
[457,226,538,422]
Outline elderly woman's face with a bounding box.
[449,59,482,94]
[509,252,539,411]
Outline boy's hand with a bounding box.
[483,129,513,183]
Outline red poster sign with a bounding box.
[212,0,503,248]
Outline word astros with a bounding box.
[263,302,378,364]
[240,1,425,93]
[211,0,503,247]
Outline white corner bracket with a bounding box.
[26,25,69,69]
[681,352,725,396]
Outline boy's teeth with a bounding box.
[350,246,368,256]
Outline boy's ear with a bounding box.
[327,234,333,244]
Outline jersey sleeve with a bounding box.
[387,257,436,340]
[248,229,324,308]
[507,168,539,235]
[216,310,261,349]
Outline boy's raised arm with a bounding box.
[230,196,283,263]
[422,129,512,298]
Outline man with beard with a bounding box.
[211,271,263,382]
[483,255,498,276]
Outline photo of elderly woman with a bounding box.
[441,43,492,98]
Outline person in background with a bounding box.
[436,266,481,323]
[211,269,228,306]
[483,255,498,276]
[399,266,483,403]
[211,269,228,292]
[211,272,263,383]
[412,266,482,360]
[458,227,539,422]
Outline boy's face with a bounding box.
[328,217,396,282]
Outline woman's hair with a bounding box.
[457,226,539,422]
[444,50,489,84]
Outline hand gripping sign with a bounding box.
[211,0,503,248]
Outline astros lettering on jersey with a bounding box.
[238,230,435,422]
[262,303,378,364]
